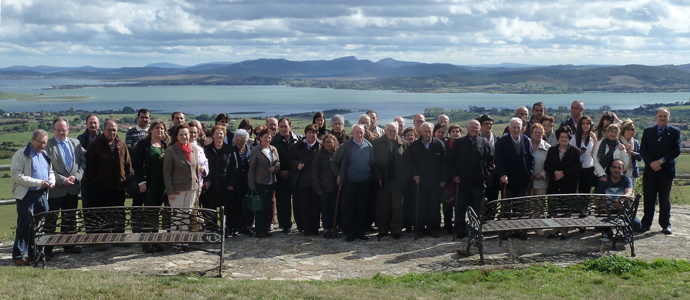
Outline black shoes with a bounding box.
[663,226,672,235]
[392,234,401,240]
[346,237,355,242]
[639,225,651,233]
[281,228,291,234]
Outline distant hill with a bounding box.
[144,62,188,69]
[4,59,690,93]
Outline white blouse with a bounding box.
[570,135,595,169]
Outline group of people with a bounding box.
[9,101,681,266]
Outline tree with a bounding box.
[121,106,135,114]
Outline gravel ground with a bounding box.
[1,205,688,280]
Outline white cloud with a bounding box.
[2,0,690,67]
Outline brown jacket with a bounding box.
[85,135,131,190]
[248,144,281,190]
[163,142,200,195]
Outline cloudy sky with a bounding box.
[1,0,690,67]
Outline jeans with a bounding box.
[13,190,49,260]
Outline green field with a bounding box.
[0,256,688,299]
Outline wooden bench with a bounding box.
[464,193,641,264]
[31,206,226,276]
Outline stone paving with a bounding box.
[1,206,689,280]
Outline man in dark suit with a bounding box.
[270,117,304,233]
[450,120,494,239]
[640,107,681,235]
[559,100,584,136]
[408,122,447,238]
[372,122,409,240]
[495,117,535,198]
[45,117,86,255]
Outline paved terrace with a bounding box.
[1,206,688,280]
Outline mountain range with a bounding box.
[3,57,690,93]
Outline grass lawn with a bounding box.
[0,256,688,299]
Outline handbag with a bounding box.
[243,189,264,212]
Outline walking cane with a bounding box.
[499,181,507,245]
[332,184,342,239]
[414,180,420,240]
[453,181,459,242]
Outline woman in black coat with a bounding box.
[228,129,254,235]
[202,125,234,234]
[544,127,582,239]
[311,134,339,238]
[131,119,169,253]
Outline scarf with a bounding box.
[178,141,192,162]
[597,138,619,172]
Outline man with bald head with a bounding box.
[85,120,132,209]
[408,122,447,238]
[358,114,379,143]
[503,106,529,136]
[85,120,132,250]
[640,107,681,235]
[449,120,494,239]
[266,117,278,137]
[394,116,406,137]
[560,100,584,135]
[413,114,425,136]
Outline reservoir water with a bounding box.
[1,79,688,122]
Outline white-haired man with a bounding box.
[408,122,447,238]
[331,124,374,242]
[372,122,410,240]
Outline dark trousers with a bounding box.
[296,187,321,234]
[255,184,275,234]
[45,194,79,254]
[275,182,299,230]
[376,184,404,234]
[80,177,93,208]
[417,186,441,232]
[455,184,485,235]
[229,185,252,231]
[641,174,673,228]
[89,185,126,233]
[403,180,416,230]
[320,190,339,233]
[578,167,595,193]
[366,181,377,228]
[485,175,500,201]
[13,190,49,260]
[341,180,370,238]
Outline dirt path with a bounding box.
[1,206,688,280]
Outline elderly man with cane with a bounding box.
[331,124,374,242]
[450,120,494,240]
[408,122,447,238]
[372,122,410,240]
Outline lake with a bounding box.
[1,79,689,122]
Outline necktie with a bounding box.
[59,140,73,172]
[658,127,663,137]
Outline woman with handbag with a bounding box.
[163,123,200,253]
[132,119,169,253]
[248,128,281,238]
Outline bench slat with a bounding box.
[482,217,620,232]
[36,232,222,246]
